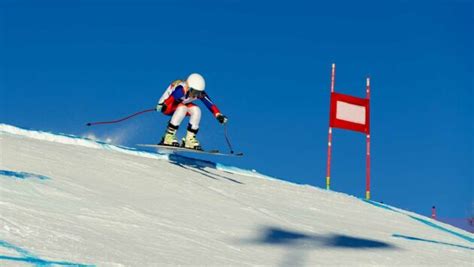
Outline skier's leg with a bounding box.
[187,104,201,130]
[170,104,188,127]
[183,104,202,150]
[160,105,187,146]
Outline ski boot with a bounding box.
[159,123,180,147]
[182,125,202,150]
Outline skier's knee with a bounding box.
[188,105,201,116]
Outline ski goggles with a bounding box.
[188,88,204,98]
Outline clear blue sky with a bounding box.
[1,0,472,221]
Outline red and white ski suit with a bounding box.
[158,80,221,130]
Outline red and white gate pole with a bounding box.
[326,63,336,190]
[432,206,437,220]
[366,77,371,200]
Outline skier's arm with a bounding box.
[200,92,221,116]
[200,93,228,124]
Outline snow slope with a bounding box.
[0,124,472,266]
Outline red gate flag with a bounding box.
[329,92,370,134]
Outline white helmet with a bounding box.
[187,73,206,92]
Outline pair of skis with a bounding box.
[137,144,244,157]
[139,121,243,157]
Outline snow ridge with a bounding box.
[0,123,268,180]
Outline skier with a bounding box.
[156,73,228,150]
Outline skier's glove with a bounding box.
[216,113,228,124]
[156,103,167,112]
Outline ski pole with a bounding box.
[86,108,155,127]
[223,123,235,154]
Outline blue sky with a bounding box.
[1,0,472,222]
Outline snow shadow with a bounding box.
[0,240,92,266]
[0,170,50,180]
[168,154,244,184]
[240,226,396,267]
[253,226,395,249]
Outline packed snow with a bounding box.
[0,124,472,266]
